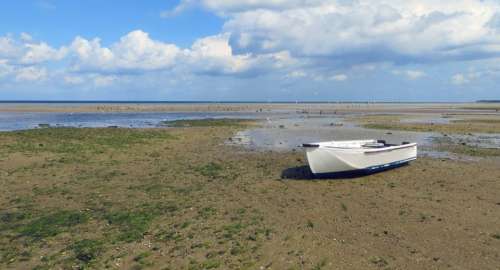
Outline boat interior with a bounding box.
[363,140,412,148]
[303,139,413,149]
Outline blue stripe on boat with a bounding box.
[313,157,417,179]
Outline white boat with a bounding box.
[303,139,417,176]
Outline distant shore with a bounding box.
[0,102,499,113]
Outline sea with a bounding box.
[0,101,282,131]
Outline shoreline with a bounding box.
[1,102,499,113]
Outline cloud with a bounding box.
[21,42,67,64]
[69,30,181,73]
[20,33,33,42]
[285,70,348,82]
[15,66,48,82]
[0,34,66,65]
[206,0,500,67]
[185,33,253,75]
[63,75,85,85]
[161,0,196,17]
[0,60,14,79]
[93,75,117,87]
[451,71,481,85]
[393,69,426,80]
[164,0,311,16]
[61,74,122,88]
[286,70,307,78]
[0,36,22,59]
[451,73,469,85]
[66,31,295,78]
[331,74,348,81]
[184,33,294,76]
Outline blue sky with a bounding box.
[0,1,223,47]
[0,0,499,101]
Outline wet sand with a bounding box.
[1,102,500,114]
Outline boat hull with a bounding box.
[305,142,417,175]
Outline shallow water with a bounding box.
[2,111,499,159]
[0,111,271,131]
[232,116,435,150]
[437,133,500,149]
[228,115,500,159]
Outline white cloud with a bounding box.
[451,71,481,85]
[161,0,195,17]
[0,36,22,59]
[393,69,426,80]
[63,75,85,85]
[21,42,67,64]
[93,75,117,87]
[286,70,348,81]
[75,31,288,78]
[206,0,500,66]
[286,70,307,78]
[406,70,425,80]
[451,73,469,85]
[62,73,121,87]
[20,32,33,42]
[185,33,270,76]
[330,74,348,81]
[0,34,66,65]
[0,60,14,79]
[164,0,310,16]
[69,30,181,73]
[67,31,285,77]
[186,33,251,74]
[15,66,48,82]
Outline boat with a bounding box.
[302,139,417,177]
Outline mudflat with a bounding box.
[0,102,499,113]
[1,119,500,270]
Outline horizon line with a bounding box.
[0,100,487,104]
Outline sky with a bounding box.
[0,0,500,101]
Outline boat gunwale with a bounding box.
[362,143,417,154]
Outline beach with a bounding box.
[1,103,500,269]
[0,102,499,113]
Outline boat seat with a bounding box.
[363,142,386,148]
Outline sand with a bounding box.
[1,102,500,114]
